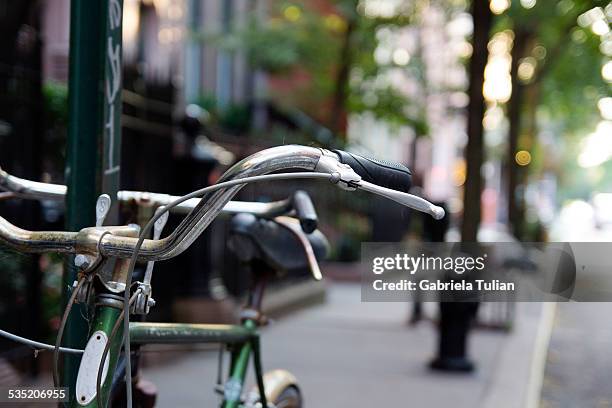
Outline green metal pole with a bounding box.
[63,0,123,397]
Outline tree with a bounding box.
[461,0,493,242]
[200,1,425,139]
[501,0,610,237]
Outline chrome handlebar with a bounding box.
[0,218,77,254]
[0,145,445,261]
[147,145,324,261]
[118,191,291,216]
[0,165,296,217]
[0,167,66,201]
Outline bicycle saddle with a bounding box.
[228,213,329,275]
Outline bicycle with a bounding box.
[0,145,444,407]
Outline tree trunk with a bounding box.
[506,29,531,238]
[460,0,493,242]
[516,80,542,238]
[329,13,355,137]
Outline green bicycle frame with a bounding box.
[129,318,268,408]
[69,249,274,408]
[72,310,268,407]
[222,319,267,408]
[72,303,124,407]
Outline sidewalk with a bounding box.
[141,283,548,407]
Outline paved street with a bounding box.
[541,303,612,408]
[539,206,612,408]
[141,283,546,407]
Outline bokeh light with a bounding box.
[283,5,301,22]
[602,60,612,82]
[490,0,510,15]
[392,49,411,66]
[520,0,537,9]
[515,150,532,166]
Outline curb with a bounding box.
[524,302,557,408]
[479,302,557,408]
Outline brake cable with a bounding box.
[53,275,91,390]
[0,330,83,354]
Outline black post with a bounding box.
[427,203,479,373]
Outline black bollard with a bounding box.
[430,301,478,372]
[426,203,478,373]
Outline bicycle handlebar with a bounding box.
[332,149,412,193]
[0,217,77,254]
[0,165,303,218]
[0,145,445,262]
[0,166,66,200]
[292,190,318,233]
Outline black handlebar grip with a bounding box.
[332,149,412,192]
[292,190,318,234]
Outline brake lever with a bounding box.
[274,216,323,281]
[143,209,169,284]
[134,209,169,315]
[95,194,112,227]
[316,149,445,219]
[355,180,445,220]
